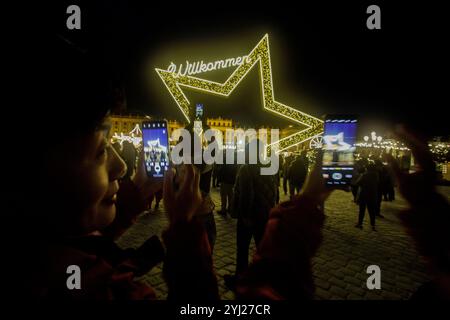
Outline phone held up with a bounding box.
[193,103,204,139]
[142,120,170,179]
[321,115,358,188]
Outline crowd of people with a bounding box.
[9,35,450,301]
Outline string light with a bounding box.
[155,34,323,153]
[111,124,143,148]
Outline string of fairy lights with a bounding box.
[155,34,323,153]
[111,124,143,148]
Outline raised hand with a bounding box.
[385,125,450,276]
[163,164,202,225]
[385,125,437,206]
[299,150,333,207]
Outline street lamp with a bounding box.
[364,136,369,142]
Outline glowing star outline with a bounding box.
[155,34,323,152]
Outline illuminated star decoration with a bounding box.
[155,34,323,152]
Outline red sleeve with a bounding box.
[162,219,219,301]
[236,196,325,300]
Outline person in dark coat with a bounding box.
[282,154,294,195]
[355,163,380,230]
[217,157,238,216]
[350,160,364,203]
[374,159,385,218]
[224,139,277,290]
[287,151,308,199]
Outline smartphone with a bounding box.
[195,103,204,121]
[322,115,358,186]
[193,103,204,137]
[142,120,170,178]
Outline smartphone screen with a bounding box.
[195,103,204,121]
[142,120,170,178]
[322,116,357,185]
[193,103,204,136]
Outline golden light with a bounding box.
[155,34,323,152]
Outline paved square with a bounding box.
[116,185,450,300]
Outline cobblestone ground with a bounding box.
[116,185,450,300]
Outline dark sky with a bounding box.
[49,1,449,139]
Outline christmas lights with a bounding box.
[155,34,323,152]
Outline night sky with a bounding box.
[48,1,449,139]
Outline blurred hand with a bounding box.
[386,125,450,267]
[384,126,450,284]
[385,125,437,206]
[163,164,202,225]
[257,151,329,267]
[132,148,163,200]
[299,150,333,206]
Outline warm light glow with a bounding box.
[112,132,142,148]
[165,55,249,77]
[155,34,323,152]
[130,124,142,136]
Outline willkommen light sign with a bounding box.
[155,34,323,152]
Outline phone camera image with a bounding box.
[322,118,357,186]
[142,121,169,178]
[195,103,204,120]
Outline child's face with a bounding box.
[45,119,127,236]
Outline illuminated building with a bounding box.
[167,120,185,143]
[110,114,145,136]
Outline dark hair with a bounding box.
[25,35,115,154]
[12,34,117,220]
